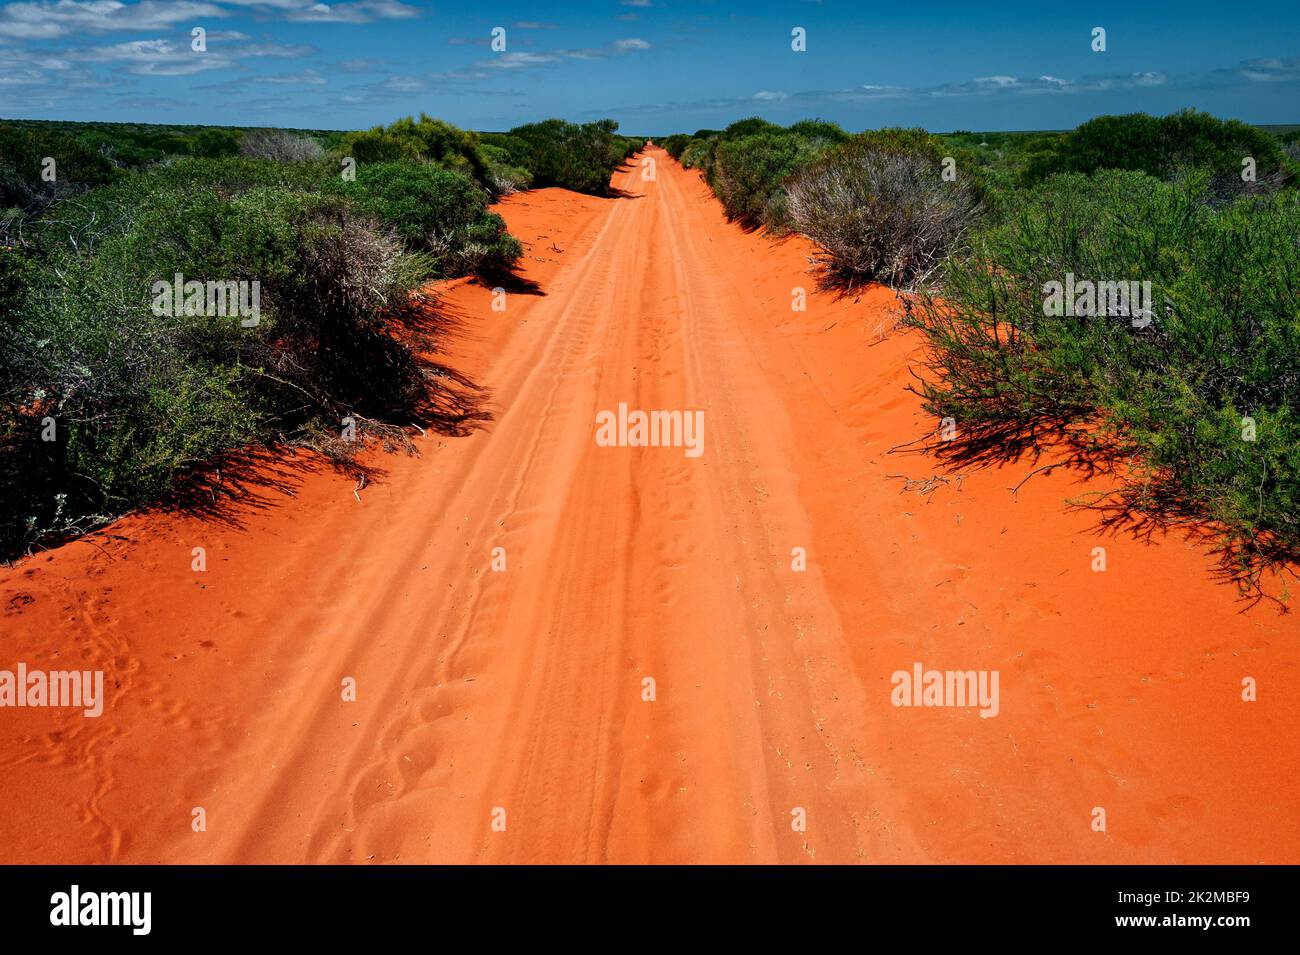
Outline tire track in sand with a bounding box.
[10,149,1288,864]
[197,149,911,864]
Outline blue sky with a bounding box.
[1,0,1297,133]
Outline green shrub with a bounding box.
[48,156,519,280]
[55,156,330,215]
[0,123,119,218]
[6,190,431,548]
[617,135,644,162]
[493,119,629,195]
[337,128,421,164]
[1022,110,1296,197]
[328,162,520,276]
[2,150,504,556]
[785,132,982,288]
[189,129,241,158]
[478,143,533,194]
[711,131,831,229]
[906,170,1300,564]
[679,137,716,172]
[721,117,782,139]
[341,114,493,186]
[662,134,693,160]
[786,119,849,145]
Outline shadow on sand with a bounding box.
[104,285,504,542]
[889,413,1297,611]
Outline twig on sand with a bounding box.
[1009,464,1057,499]
[885,473,961,497]
[83,538,117,562]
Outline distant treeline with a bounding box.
[0,118,346,170]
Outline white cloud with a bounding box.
[483,51,563,69]
[0,1,226,40]
[380,74,425,91]
[597,65,1196,118]
[1238,56,1300,81]
[74,38,229,75]
[337,57,387,72]
[1130,71,1166,87]
[261,66,325,84]
[62,35,310,76]
[0,0,418,42]
[237,40,313,58]
[474,37,650,73]
[218,0,420,23]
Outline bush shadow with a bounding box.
[604,185,644,200]
[31,292,496,550]
[892,411,1297,610]
[473,267,544,296]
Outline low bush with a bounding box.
[4,177,439,552]
[489,119,631,195]
[1022,110,1296,199]
[477,143,533,194]
[0,123,119,221]
[662,134,693,160]
[48,156,329,215]
[672,119,861,230]
[341,114,494,189]
[48,156,518,281]
[905,170,1300,564]
[784,130,982,287]
[240,129,325,162]
[665,129,721,165]
[721,117,782,139]
[679,137,716,172]
[2,147,517,556]
[786,120,849,146]
[711,131,829,229]
[189,129,242,158]
[327,162,520,276]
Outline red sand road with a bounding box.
[1,148,1297,864]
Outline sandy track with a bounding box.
[2,149,1297,863]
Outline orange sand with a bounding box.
[1,148,1296,863]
